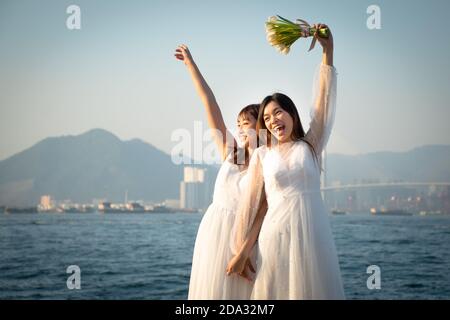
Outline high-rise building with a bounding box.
[183,167,206,183]
[180,167,211,211]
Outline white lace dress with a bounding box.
[238,64,345,299]
[188,153,253,299]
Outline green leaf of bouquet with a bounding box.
[276,15,296,25]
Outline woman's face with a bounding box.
[263,101,294,143]
[237,113,257,146]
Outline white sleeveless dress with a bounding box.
[188,153,253,299]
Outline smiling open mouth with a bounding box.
[273,125,285,135]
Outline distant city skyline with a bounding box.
[1,0,450,161]
[0,127,449,209]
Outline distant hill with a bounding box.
[0,128,448,206]
[326,145,450,184]
[0,129,187,206]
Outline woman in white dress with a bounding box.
[174,45,266,299]
[226,25,345,299]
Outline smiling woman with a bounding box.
[174,44,267,299]
[226,24,345,299]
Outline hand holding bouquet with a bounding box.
[265,15,331,54]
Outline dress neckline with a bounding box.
[268,140,298,153]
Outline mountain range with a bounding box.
[0,128,449,206]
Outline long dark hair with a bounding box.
[232,104,260,167]
[256,92,320,166]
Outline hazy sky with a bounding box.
[0,0,449,161]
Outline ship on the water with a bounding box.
[62,206,96,214]
[370,208,413,216]
[151,205,174,213]
[98,202,175,213]
[4,206,37,214]
[419,210,444,216]
[331,209,347,215]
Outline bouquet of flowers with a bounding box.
[265,15,329,54]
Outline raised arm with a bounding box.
[175,45,236,160]
[304,24,337,164]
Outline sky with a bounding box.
[0,0,449,161]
